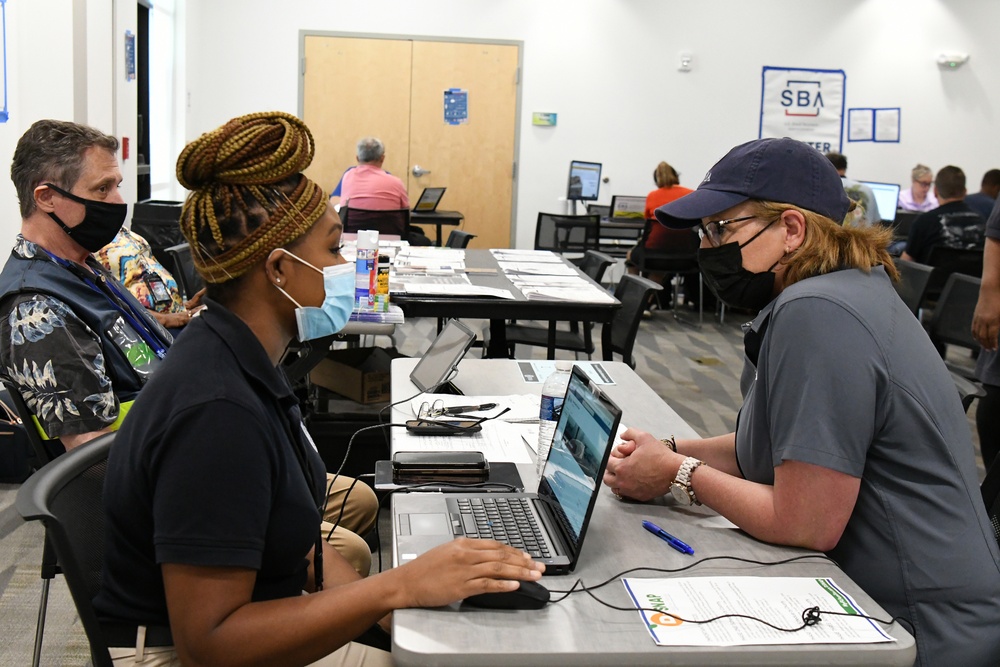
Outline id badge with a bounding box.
[143,272,172,305]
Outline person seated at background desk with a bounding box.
[898,163,939,212]
[95,112,544,667]
[95,226,206,332]
[900,165,984,264]
[965,168,1000,220]
[0,119,173,451]
[603,137,1000,667]
[824,151,881,226]
[340,136,408,210]
[626,161,704,306]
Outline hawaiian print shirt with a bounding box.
[1,237,118,438]
[94,228,184,314]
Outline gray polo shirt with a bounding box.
[736,265,1000,667]
[976,197,1000,386]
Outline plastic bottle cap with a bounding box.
[554,361,574,372]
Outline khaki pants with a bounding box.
[109,641,392,666]
[321,473,378,576]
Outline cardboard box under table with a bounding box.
[309,347,396,405]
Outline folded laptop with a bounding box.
[393,365,622,574]
[412,187,447,213]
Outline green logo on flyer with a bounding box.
[125,342,156,368]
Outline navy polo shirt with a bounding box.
[95,298,326,626]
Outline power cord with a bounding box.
[545,555,901,633]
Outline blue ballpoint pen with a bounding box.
[642,520,694,555]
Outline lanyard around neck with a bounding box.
[39,248,169,358]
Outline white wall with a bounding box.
[180,0,1000,248]
[4,0,999,249]
[0,0,135,246]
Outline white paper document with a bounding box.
[622,577,895,647]
[517,285,616,303]
[396,283,515,299]
[497,261,579,276]
[518,361,615,385]
[490,249,565,263]
[393,420,533,464]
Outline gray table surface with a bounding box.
[387,358,916,667]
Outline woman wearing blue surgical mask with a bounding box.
[95,112,543,667]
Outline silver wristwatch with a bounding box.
[670,457,704,506]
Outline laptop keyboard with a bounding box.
[453,497,552,559]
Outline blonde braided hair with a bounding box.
[176,111,327,283]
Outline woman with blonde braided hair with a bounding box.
[96,112,544,667]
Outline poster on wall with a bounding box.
[444,88,468,125]
[759,66,846,153]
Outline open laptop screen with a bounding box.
[409,319,476,392]
[413,187,447,213]
[609,195,647,220]
[537,366,621,549]
[859,181,900,222]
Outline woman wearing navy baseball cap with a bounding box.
[604,137,1000,667]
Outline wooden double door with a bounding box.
[301,35,520,249]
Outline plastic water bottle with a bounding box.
[355,230,378,309]
[536,363,572,477]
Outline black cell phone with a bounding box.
[143,272,173,305]
[404,419,482,435]
[392,450,489,483]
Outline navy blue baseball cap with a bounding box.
[655,137,851,228]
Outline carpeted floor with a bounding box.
[0,299,983,665]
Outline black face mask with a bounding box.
[697,218,781,312]
[44,183,128,253]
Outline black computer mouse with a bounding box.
[463,580,551,610]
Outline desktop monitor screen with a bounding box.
[609,195,646,220]
[859,181,901,222]
[567,161,602,201]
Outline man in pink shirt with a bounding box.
[340,137,409,210]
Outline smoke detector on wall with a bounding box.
[937,53,970,69]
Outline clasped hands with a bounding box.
[602,428,685,502]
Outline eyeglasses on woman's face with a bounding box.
[697,215,759,247]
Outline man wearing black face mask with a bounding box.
[0,119,172,451]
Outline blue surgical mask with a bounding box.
[273,250,356,341]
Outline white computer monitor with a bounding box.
[567,161,602,201]
[859,181,901,222]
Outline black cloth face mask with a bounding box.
[697,217,781,312]
[44,183,128,253]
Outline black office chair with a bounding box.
[339,206,410,238]
[634,220,706,324]
[534,213,600,263]
[505,250,616,360]
[982,458,1000,549]
[927,272,981,377]
[506,274,662,369]
[445,230,476,248]
[2,379,65,667]
[16,433,116,667]
[892,257,935,316]
[923,245,983,306]
[951,369,987,413]
[163,242,205,302]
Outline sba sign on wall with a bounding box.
[759,66,845,153]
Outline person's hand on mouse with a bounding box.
[390,538,544,608]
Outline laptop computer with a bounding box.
[609,195,647,220]
[858,181,901,222]
[393,365,622,574]
[409,319,476,395]
[412,187,447,213]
